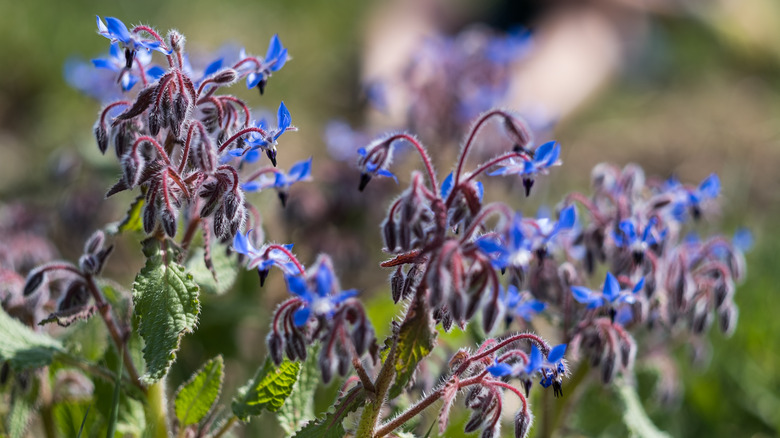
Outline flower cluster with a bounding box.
[66,17,311,269]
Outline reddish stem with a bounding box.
[132,136,170,165]
[455,109,507,185]
[218,127,269,153]
[463,150,531,184]
[264,244,305,274]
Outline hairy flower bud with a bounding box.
[514,409,533,438]
[94,123,109,154]
[391,267,404,303]
[267,331,284,365]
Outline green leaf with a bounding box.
[106,350,124,438]
[278,346,319,435]
[64,314,109,363]
[175,356,224,427]
[292,386,366,438]
[132,239,200,383]
[387,297,436,399]
[186,247,239,295]
[0,306,63,371]
[111,194,145,234]
[7,394,33,438]
[616,380,671,438]
[232,357,300,421]
[54,401,100,438]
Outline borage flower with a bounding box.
[488,140,561,195]
[487,344,567,396]
[571,272,644,321]
[232,231,297,285]
[228,102,295,166]
[92,43,165,91]
[286,262,357,326]
[240,34,289,94]
[499,284,546,326]
[613,217,666,263]
[242,158,312,206]
[96,16,168,55]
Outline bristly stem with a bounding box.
[83,274,145,393]
[212,416,239,438]
[454,109,507,185]
[463,150,531,184]
[386,133,438,192]
[217,127,269,153]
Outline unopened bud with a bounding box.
[23,269,46,297]
[503,114,533,151]
[78,254,99,275]
[514,409,533,438]
[84,230,106,255]
[391,267,404,303]
[212,68,238,84]
[95,123,108,154]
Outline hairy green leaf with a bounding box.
[187,247,238,295]
[0,306,63,370]
[292,386,366,438]
[54,401,100,438]
[64,314,108,363]
[616,380,671,438]
[387,297,436,399]
[132,239,200,383]
[175,355,224,427]
[232,357,300,421]
[278,346,319,435]
[116,194,145,234]
[7,394,32,438]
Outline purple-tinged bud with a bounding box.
[95,123,108,154]
[212,69,238,84]
[78,255,99,276]
[84,230,105,255]
[319,349,334,384]
[291,333,307,361]
[337,348,350,377]
[714,277,735,309]
[114,86,156,124]
[160,207,178,238]
[399,222,412,251]
[601,349,618,384]
[718,305,737,337]
[619,337,636,369]
[464,411,485,433]
[514,409,533,438]
[402,264,420,300]
[482,299,499,334]
[449,291,465,323]
[481,425,498,438]
[148,107,163,136]
[213,205,229,241]
[143,198,158,235]
[440,309,453,332]
[113,122,132,158]
[690,299,712,335]
[383,217,398,252]
[121,153,144,188]
[502,114,534,151]
[284,334,297,361]
[57,282,90,311]
[223,191,240,222]
[267,331,284,365]
[352,322,374,356]
[174,93,189,125]
[391,267,404,303]
[168,30,185,54]
[23,269,46,297]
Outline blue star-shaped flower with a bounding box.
[232,231,297,277]
[242,158,312,199]
[286,263,358,326]
[500,285,546,323]
[228,102,293,166]
[243,34,289,91]
[487,344,566,382]
[612,217,667,252]
[488,141,561,178]
[96,16,169,55]
[476,214,533,270]
[571,272,644,310]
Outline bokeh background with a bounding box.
[1,0,778,436]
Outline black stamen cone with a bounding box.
[124,49,135,69]
[632,250,644,265]
[266,149,277,167]
[258,269,270,287]
[609,307,617,324]
[553,381,564,398]
[358,173,372,191]
[258,78,268,95]
[523,177,534,196]
[278,191,289,207]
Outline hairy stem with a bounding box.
[213,415,238,438]
[144,380,169,438]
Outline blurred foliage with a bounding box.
[0,0,779,437]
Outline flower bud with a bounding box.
[84,230,106,255]
[267,331,284,365]
[94,123,108,154]
[212,68,238,84]
[160,206,178,238]
[391,267,404,303]
[23,269,46,297]
[382,217,397,252]
[514,409,533,438]
[503,114,533,151]
[78,254,99,276]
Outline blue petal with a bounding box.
[233,231,250,255]
[571,286,597,304]
[534,141,556,164]
[547,344,567,364]
[733,228,753,252]
[475,181,484,200]
[357,147,367,157]
[544,142,561,168]
[92,58,118,71]
[109,42,122,58]
[241,181,263,192]
[286,275,310,298]
[632,277,645,294]
[293,307,311,326]
[277,101,291,132]
[146,66,166,81]
[246,72,262,89]
[269,49,288,72]
[556,205,576,232]
[475,238,507,256]
[96,15,108,35]
[105,17,132,44]
[332,289,358,305]
[121,74,138,92]
[441,172,454,198]
[377,169,398,183]
[699,174,720,199]
[487,362,513,377]
[265,34,283,62]
[619,221,637,243]
[612,230,628,247]
[527,345,543,372]
[203,58,224,77]
[487,167,509,176]
[511,215,525,248]
[288,158,312,181]
[315,263,334,297]
[603,272,620,302]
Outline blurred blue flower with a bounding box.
[91,43,165,91]
[500,285,546,322]
[488,141,561,178]
[228,102,293,166]
[232,231,297,275]
[571,272,644,310]
[286,263,357,326]
[242,158,312,193]
[476,214,533,270]
[243,34,288,90]
[613,217,666,252]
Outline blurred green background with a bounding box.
[0,0,778,436]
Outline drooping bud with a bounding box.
[23,269,46,297]
[514,409,533,438]
[160,206,178,238]
[358,173,371,191]
[78,254,99,276]
[502,113,534,151]
[391,267,404,303]
[212,68,238,84]
[94,123,108,154]
[84,230,105,255]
